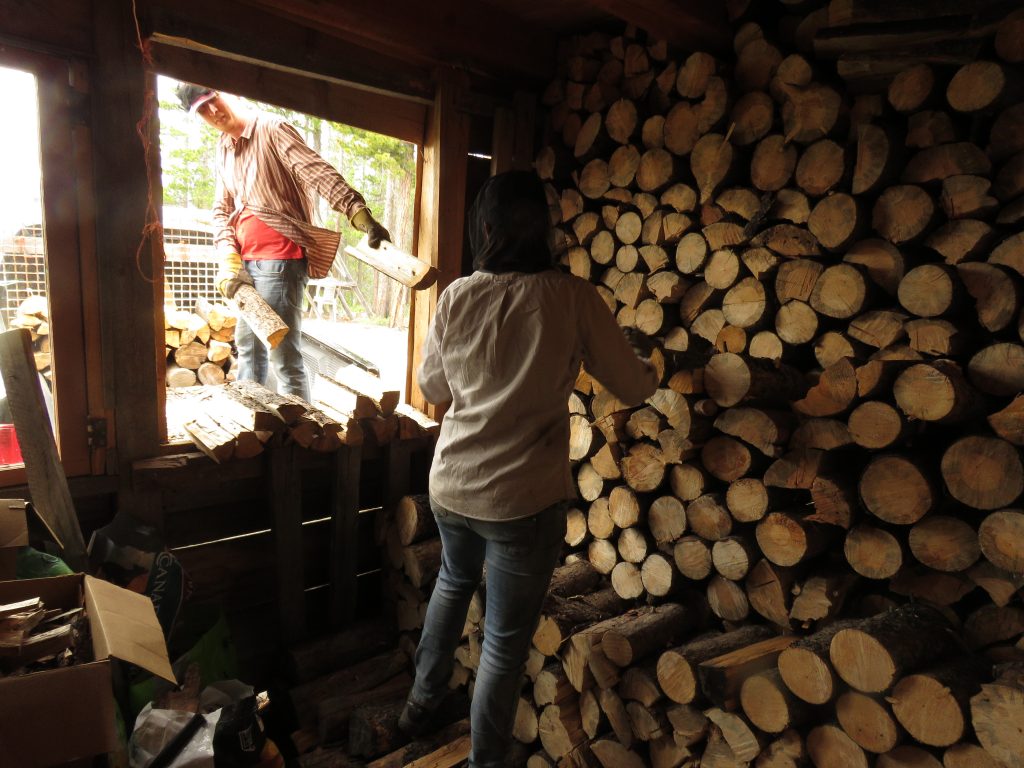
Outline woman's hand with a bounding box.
[622,327,656,359]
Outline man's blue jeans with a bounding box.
[409,498,566,768]
[235,259,310,401]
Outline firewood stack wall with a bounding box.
[377,2,1024,767]
[165,297,238,388]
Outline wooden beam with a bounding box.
[589,0,731,53]
[144,0,435,101]
[408,68,471,416]
[151,41,428,146]
[0,330,88,572]
[244,0,557,82]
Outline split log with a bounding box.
[232,284,289,349]
[755,729,805,768]
[970,663,1024,768]
[958,262,1021,333]
[656,626,775,705]
[806,724,870,768]
[708,574,750,622]
[538,700,587,760]
[698,635,796,710]
[745,558,795,629]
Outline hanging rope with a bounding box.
[130,0,161,285]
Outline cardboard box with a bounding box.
[0,500,28,579]
[0,573,175,766]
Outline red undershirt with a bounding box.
[235,207,303,261]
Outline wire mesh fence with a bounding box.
[0,226,47,329]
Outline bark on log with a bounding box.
[778,619,862,705]
[698,635,796,710]
[656,626,775,704]
[829,604,961,693]
[601,603,693,667]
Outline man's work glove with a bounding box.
[215,252,254,299]
[351,208,392,249]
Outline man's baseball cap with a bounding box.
[175,83,217,114]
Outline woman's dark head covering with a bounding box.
[469,170,554,274]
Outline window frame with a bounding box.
[0,46,103,484]
[149,40,430,446]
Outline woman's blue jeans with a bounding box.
[409,498,567,768]
[235,259,310,400]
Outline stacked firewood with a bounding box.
[174,374,436,462]
[355,5,1024,767]
[525,4,1024,766]
[165,298,238,388]
[8,295,52,384]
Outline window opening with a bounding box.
[0,66,55,467]
[157,76,417,442]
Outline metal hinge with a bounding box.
[87,417,107,448]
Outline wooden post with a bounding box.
[329,444,362,626]
[270,442,305,642]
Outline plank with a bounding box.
[0,329,87,570]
